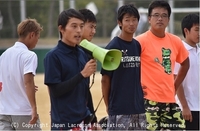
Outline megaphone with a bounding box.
[80,39,122,71]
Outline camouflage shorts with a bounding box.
[144,99,185,130]
[107,114,146,130]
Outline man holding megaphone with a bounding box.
[44,9,97,130]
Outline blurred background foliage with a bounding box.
[0,0,199,39]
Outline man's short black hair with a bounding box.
[79,9,97,23]
[181,13,199,38]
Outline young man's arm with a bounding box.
[24,73,38,124]
[174,75,192,122]
[101,74,111,114]
[174,57,189,91]
[48,73,84,97]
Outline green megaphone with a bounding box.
[80,39,122,71]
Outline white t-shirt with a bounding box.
[0,42,37,115]
[174,41,200,111]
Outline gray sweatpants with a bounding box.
[107,113,147,130]
[0,115,41,131]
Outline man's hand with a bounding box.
[81,59,97,78]
[29,110,39,124]
[182,107,192,122]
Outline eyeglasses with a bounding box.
[150,14,169,19]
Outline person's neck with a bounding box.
[184,39,197,48]
[119,32,133,42]
[18,38,29,49]
[150,29,165,38]
[61,39,76,47]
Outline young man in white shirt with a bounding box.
[174,13,199,130]
[0,18,43,130]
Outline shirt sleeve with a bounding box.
[48,73,84,97]
[175,38,189,64]
[24,52,37,76]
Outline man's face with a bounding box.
[118,14,139,35]
[82,21,96,41]
[148,7,169,32]
[60,18,84,46]
[185,24,199,44]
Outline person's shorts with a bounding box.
[144,99,185,130]
[106,114,146,130]
[0,115,41,130]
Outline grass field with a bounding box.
[35,72,107,130]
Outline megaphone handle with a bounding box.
[89,72,95,89]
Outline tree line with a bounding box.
[0,0,199,38]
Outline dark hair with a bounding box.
[79,9,97,23]
[58,8,85,38]
[181,13,199,38]
[117,4,140,30]
[148,0,171,17]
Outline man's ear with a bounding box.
[184,28,189,35]
[148,16,151,24]
[28,32,34,39]
[117,20,122,27]
[117,20,122,30]
[58,25,63,32]
[31,32,35,37]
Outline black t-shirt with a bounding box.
[101,37,145,115]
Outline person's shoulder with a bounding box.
[16,43,37,56]
[109,36,119,43]
[133,38,140,44]
[45,46,58,58]
[106,37,119,48]
[135,32,148,47]
[135,31,148,42]
[28,50,37,56]
[165,32,181,41]
[132,38,141,46]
